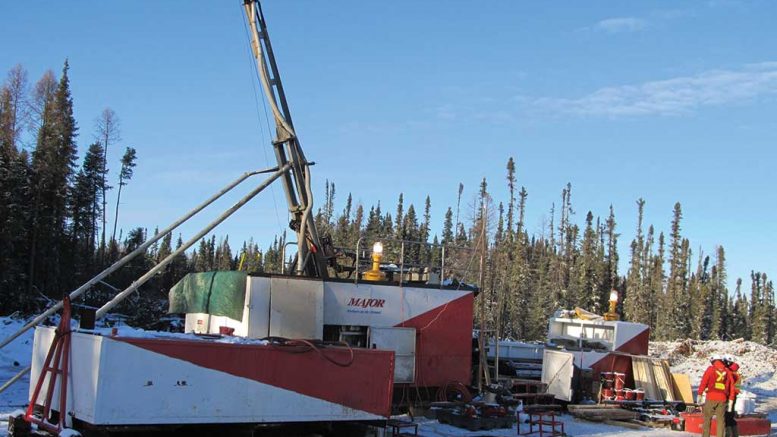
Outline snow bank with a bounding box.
[650,339,777,397]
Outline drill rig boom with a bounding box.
[242,0,329,277]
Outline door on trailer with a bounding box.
[542,349,575,402]
[369,327,416,383]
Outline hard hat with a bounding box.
[723,354,734,363]
[710,353,721,362]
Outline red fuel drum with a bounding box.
[681,412,771,436]
[613,372,625,391]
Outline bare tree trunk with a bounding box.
[111,182,123,244]
[478,202,489,391]
[102,130,108,256]
[94,108,120,262]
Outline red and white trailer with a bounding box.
[30,325,394,427]
[28,275,474,430]
[541,312,650,402]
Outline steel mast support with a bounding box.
[243,0,328,278]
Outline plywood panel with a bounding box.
[672,373,694,403]
[651,359,675,401]
[632,357,660,401]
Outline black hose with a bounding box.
[260,336,354,367]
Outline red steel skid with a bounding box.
[25,295,73,434]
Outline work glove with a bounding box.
[727,400,734,413]
[698,393,705,405]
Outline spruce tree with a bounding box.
[394,193,404,241]
[364,202,382,246]
[506,157,516,237]
[648,232,666,337]
[442,207,454,244]
[663,202,691,340]
[216,237,233,270]
[625,199,647,323]
[29,61,78,297]
[335,193,353,247]
[597,206,619,315]
[710,247,729,339]
[576,211,599,310]
[419,196,432,264]
[764,278,774,345]
[517,187,528,235]
[692,256,714,340]
[750,271,766,343]
[70,142,105,279]
[350,203,364,250]
[730,279,749,339]
[641,225,656,327]
[111,146,137,243]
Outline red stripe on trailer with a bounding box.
[396,293,474,388]
[114,337,394,417]
[616,328,649,355]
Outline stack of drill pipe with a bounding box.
[567,404,640,422]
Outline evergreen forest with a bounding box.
[1,63,774,344]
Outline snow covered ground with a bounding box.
[0,316,774,436]
[0,318,33,406]
[0,317,34,437]
[414,415,695,436]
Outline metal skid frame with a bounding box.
[518,411,565,436]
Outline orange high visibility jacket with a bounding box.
[699,360,735,402]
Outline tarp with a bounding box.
[168,271,247,321]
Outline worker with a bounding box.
[698,354,735,437]
[723,354,741,437]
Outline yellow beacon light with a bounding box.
[604,290,620,321]
[362,241,387,281]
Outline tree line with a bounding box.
[308,166,775,344]
[0,63,774,344]
[0,63,144,317]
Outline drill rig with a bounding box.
[3,1,476,434]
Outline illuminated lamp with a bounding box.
[362,241,387,281]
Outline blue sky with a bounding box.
[2,1,776,291]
